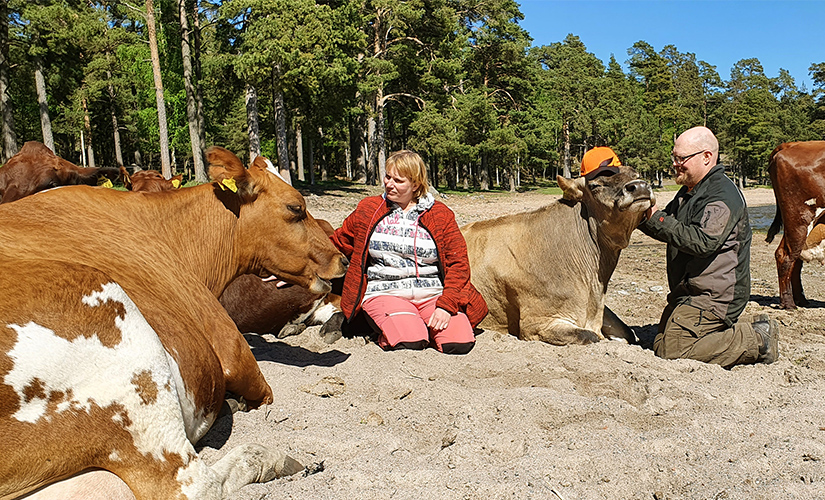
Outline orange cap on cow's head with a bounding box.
[581,146,622,180]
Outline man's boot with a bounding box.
[752,313,779,364]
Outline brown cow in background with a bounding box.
[120,165,183,192]
[0,141,121,203]
[766,141,825,309]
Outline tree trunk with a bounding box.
[479,154,489,190]
[308,138,315,185]
[350,96,366,184]
[562,119,571,178]
[296,121,305,181]
[82,97,95,169]
[146,0,171,177]
[179,0,206,182]
[246,83,260,162]
[272,65,291,184]
[34,57,54,152]
[0,3,16,162]
[288,125,297,178]
[375,91,386,182]
[191,0,207,159]
[318,126,327,182]
[367,115,377,184]
[106,71,124,167]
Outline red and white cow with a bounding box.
[766,141,825,309]
[0,147,347,499]
[0,141,121,204]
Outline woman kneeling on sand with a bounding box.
[330,150,487,354]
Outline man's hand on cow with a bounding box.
[642,203,658,224]
[428,307,452,331]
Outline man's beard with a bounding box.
[674,168,689,186]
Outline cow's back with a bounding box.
[0,185,237,415]
[770,141,825,210]
[462,201,602,338]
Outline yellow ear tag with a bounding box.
[172,179,181,188]
[220,178,238,192]
[98,178,113,188]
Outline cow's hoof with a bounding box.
[320,312,345,344]
[277,324,306,339]
[575,329,601,344]
[219,395,249,418]
[279,455,306,478]
[303,460,325,477]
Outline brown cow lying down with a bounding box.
[115,161,344,343]
[0,147,347,498]
[120,165,183,192]
[462,168,653,345]
[765,141,825,309]
[220,274,344,342]
[218,218,345,344]
[0,141,121,203]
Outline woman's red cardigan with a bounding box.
[330,195,488,327]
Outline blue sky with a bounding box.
[516,0,824,91]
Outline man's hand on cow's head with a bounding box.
[641,203,657,225]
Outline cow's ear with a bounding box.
[119,166,132,189]
[206,146,254,196]
[558,175,585,201]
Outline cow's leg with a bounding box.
[210,444,304,494]
[205,315,274,408]
[601,306,636,343]
[790,257,809,307]
[111,443,303,500]
[518,317,601,345]
[776,236,804,309]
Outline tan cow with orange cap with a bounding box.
[463,147,653,345]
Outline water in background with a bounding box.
[748,205,777,232]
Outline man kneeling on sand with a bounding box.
[637,126,779,368]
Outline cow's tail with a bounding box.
[765,145,785,244]
[766,206,782,243]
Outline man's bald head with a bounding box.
[671,126,720,189]
[677,126,719,165]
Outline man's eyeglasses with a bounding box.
[671,150,706,165]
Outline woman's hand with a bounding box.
[427,307,452,331]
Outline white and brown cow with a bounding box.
[0,147,347,499]
[765,141,825,309]
[462,168,653,345]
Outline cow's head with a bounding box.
[124,168,183,192]
[0,142,120,204]
[557,166,654,250]
[206,147,347,294]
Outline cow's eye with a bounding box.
[287,204,306,219]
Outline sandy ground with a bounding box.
[198,185,825,500]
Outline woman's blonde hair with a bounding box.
[386,150,429,199]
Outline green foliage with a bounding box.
[2,0,822,185]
